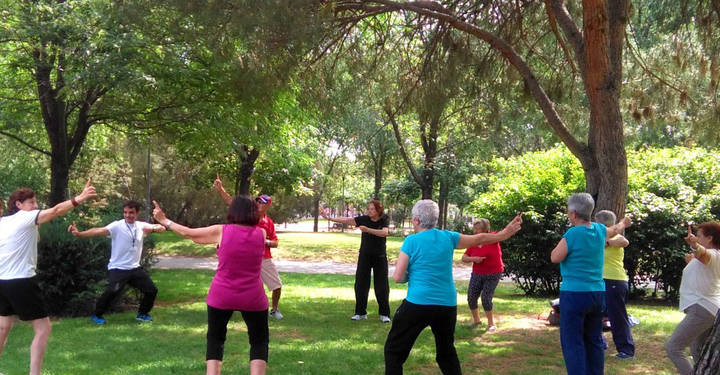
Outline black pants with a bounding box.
[384,300,461,375]
[94,268,158,317]
[206,305,269,362]
[355,252,390,316]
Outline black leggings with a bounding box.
[206,305,269,362]
[467,273,501,311]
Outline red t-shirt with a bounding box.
[257,215,278,259]
[464,239,504,275]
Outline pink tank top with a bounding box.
[206,225,268,311]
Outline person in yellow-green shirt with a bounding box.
[595,210,635,359]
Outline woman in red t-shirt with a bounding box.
[462,219,506,331]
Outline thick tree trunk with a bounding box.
[235,145,260,196]
[49,154,70,205]
[373,151,385,199]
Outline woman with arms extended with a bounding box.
[320,200,391,322]
[665,222,720,375]
[550,193,631,375]
[153,197,268,375]
[384,199,522,374]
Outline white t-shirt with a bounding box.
[0,210,40,279]
[679,248,720,316]
[105,219,151,270]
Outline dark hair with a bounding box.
[7,188,35,215]
[123,200,142,212]
[227,195,259,226]
[370,199,384,217]
[697,222,720,249]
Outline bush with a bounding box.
[469,146,720,300]
[36,211,157,317]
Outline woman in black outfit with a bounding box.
[321,200,391,322]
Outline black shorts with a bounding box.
[0,277,48,321]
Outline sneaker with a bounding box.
[136,313,153,322]
[487,325,497,332]
[615,352,634,360]
[91,314,106,325]
[270,309,284,320]
[380,315,391,323]
[350,314,368,321]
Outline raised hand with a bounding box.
[684,224,698,248]
[152,200,167,224]
[502,213,523,236]
[77,178,97,203]
[68,221,79,236]
[620,216,632,228]
[213,173,224,191]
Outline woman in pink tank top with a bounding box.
[153,196,268,375]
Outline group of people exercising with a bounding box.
[1,176,718,374]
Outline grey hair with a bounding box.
[594,210,617,227]
[567,193,594,221]
[411,199,439,229]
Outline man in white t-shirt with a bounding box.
[68,200,165,324]
[0,180,96,375]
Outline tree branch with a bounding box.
[0,130,51,156]
[385,107,424,187]
[546,0,587,77]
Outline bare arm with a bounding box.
[213,174,232,206]
[461,254,485,263]
[38,179,97,225]
[68,222,110,238]
[606,235,629,248]
[142,224,166,235]
[265,239,278,248]
[685,225,712,264]
[153,200,222,244]
[319,209,356,226]
[456,213,523,249]
[550,238,569,263]
[359,226,389,237]
[393,252,409,283]
[606,217,632,238]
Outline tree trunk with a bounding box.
[313,196,320,233]
[235,145,260,196]
[373,150,385,199]
[48,154,70,205]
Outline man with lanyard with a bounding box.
[68,200,165,324]
[0,180,96,375]
[214,176,283,319]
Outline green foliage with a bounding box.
[36,211,157,317]
[469,146,720,299]
[469,147,584,296]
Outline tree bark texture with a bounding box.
[694,311,720,374]
[234,145,260,196]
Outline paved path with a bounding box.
[156,255,475,281]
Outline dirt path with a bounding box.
[156,255,475,281]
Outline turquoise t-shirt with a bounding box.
[560,222,607,292]
[401,228,460,306]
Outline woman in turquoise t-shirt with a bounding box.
[384,199,522,374]
[550,193,631,375]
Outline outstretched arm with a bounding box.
[153,200,222,244]
[456,213,523,249]
[68,221,110,238]
[213,174,232,206]
[38,179,97,225]
[319,208,356,226]
[142,223,166,235]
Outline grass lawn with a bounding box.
[154,231,471,264]
[0,270,682,374]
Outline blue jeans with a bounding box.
[604,279,635,355]
[560,291,606,375]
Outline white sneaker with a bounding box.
[350,314,368,321]
[270,309,284,320]
[380,315,391,323]
[487,325,497,332]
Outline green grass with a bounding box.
[0,271,682,374]
[154,231,471,263]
